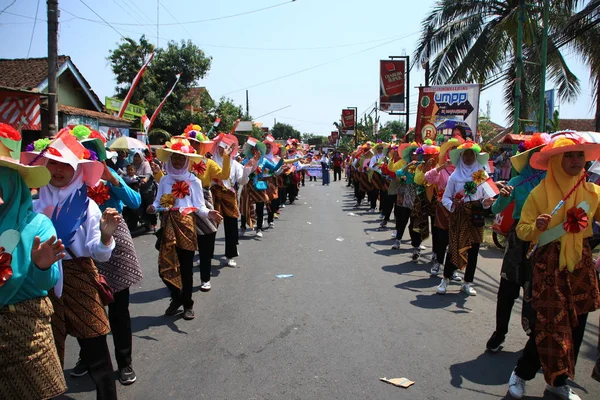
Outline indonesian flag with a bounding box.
[286,138,293,146]
[246,136,258,147]
[213,117,221,128]
[265,134,275,143]
[118,52,155,117]
[480,177,500,198]
[392,134,397,141]
[141,115,151,133]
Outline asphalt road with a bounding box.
[58,179,600,400]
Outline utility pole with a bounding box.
[424,26,432,86]
[47,0,59,137]
[157,0,159,46]
[246,90,249,119]
[513,0,525,134]
[538,0,549,132]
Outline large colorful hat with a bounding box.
[243,136,267,158]
[263,134,280,155]
[529,132,600,170]
[0,124,51,188]
[155,137,203,163]
[401,142,419,162]
[449,140,489,167]
[21,128,103,186]
[417,139,440,158]
[438,137,464,163]
[510,133,551,173]
[178,124,213,155]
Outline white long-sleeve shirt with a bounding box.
[152,174,210,219]
[442,173,492,212]
[369,153,385,169]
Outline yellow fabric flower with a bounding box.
[472,169,488,185]
[160,193,175,209]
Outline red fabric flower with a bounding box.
[192,160,206,176]
[48,147,62,157]
[0,123,21,141]
[172,181,191,199]
[171,142,184,151]
[0,248,13,287]
[87,182,110,205]
[89,130,107,143]
[563,206,588,234]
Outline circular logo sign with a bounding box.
[420,95,431,108]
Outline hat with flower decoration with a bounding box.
[243,136,267,158]
[155,137,204,163]
[529,132,600,171]
[401,142,420,162]
[21,127,104,186]
[449,139,489,167]
[438,137,464,163]
[263,134,280,155]
[0,124,51,188]
[417,139,440,157]
[510,133,551,173]
[177,124,214,155]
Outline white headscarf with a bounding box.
[450,150,484,185]
[165,156,192,181]
[35,166,85,215]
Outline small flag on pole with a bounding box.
[141,115,151,133]
[213,117,221,128]
[480,178,500,198]
[246,136,258,147]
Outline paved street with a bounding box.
[59,181,600,400]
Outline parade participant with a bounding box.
[379,144,402,228]
[392,142,421,253]
[131,149,157,232]
[352,143,372,208]
[0,125,67,400]
[148,138,221,320]
[177,125,231,292]
[240,139,282,238]
[23,130,121,399]
[437,140,495,296]
[507,133,600,400]
[211,133,246,267]
[411,140,440,261]
[367,142,386,212]
[321,150,331,186]
[72,135,144,385]
[263,135,282,228]
[332,150,343,182]
[486,133,549,354]
[425,137,464,277]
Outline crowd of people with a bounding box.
[344,130,600,399]
[0,123,322,400]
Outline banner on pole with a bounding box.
[379,60,406,112]
[341,109,355,135]
[414,84,480,144]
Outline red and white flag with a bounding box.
[146,73,181,133]
[118,52,155,117]
[246,136,259,147]
[141,115,151,133]
[213,117,221,128]
[265,134,275,143]
[480,177,500,198]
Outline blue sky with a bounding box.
[0,0,596,135]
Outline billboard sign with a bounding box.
[379,60,406,112]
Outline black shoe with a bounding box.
[486,331,505,353]
[70,358,88,377]
[165,299,182,316]
[183,308,195,320]
[119,365,137,385]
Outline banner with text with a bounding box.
[341,109,356,135]
[414,84,480,144]
[379,60,406,113]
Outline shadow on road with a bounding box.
[130,287,170,304]
[131,314,187,335]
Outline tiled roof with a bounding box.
[0,56,70,90]
[559,119,595,132]
[59,105,131,124]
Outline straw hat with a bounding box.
[155,137,204,163]
[510,133,551,173]
[438,137,464,163]
[529,132,600,170]
[0,124,50,188]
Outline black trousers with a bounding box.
[394,206,421,247]
[515,313,589,386]
[443,243,480,282]
[382,194,396,221]
[432,227,449,265]
[278,187,287,207]
[287,184,298,204]
[163,247,195,308]
[367,190,378,209]
[197,232,216,282]
[240,215,247,230]
[78,335,117,400]
[333,167,342,181]
[301,170,305,186]
[495,278,521,335]
[256,202,265,230]
[224,215,239,259]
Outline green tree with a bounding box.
[213,97,245,133]
[108,36,213,134]
[271,122,301,140]
[413,1,581,131]
[302,133,326,146]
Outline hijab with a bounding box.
[164,156,192,181]
[36,166,85,216]
[541,153,599,272]
[451,151,484,185]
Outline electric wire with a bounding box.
[78,0,127,39]
[0,0,16,17]
[26,0,41,58]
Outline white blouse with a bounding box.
[152,174,210,219]
[442,174,493,212]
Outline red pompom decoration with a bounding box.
[0,123,21,141]
[563,206,588,234]
[0,248,13,287]
[172,181,191,199]
[87,182,110,205]
[171,142,184,151]
[192,160,206,176]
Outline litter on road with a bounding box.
[379,377,415,388]
[275,274,294,279]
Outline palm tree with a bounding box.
[413,0,582,131]
[557,0,600,130]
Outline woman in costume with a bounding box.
[263,135,282,228]
[178,125,231,292]
[23,129,121,399]
[392,143,421,255]
[211,133,246,268]
[485,133,548,354]
[149,137,221,320]
[130,149,157,232]
[69,132,144,386]
[425,137,463,278]
[379,144,402,229]
[507,133,600,400]
[0,124,67,400]
[437,140,495,296]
